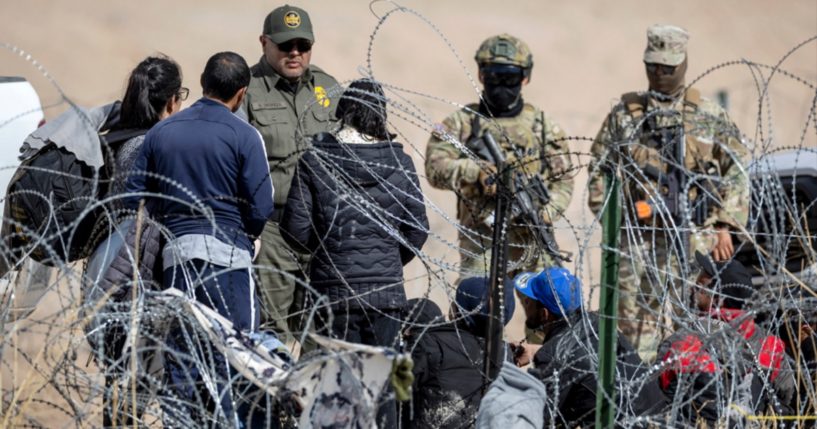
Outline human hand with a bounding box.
[711,226,734,261]
[511,341,541,367]
[478,162,497,196]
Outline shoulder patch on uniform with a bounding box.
[251,101,287,110]
[431,123,448,139]
[314,86,330,108]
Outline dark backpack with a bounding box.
[2,106,146,268]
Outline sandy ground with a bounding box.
[1,0,816,426]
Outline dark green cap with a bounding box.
[263,5,314,44]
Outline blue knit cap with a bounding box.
[513,267,582,316]
[456,276,516,327]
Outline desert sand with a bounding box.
[1,0,815,426]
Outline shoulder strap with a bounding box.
[684,87,701,109]
[469,112,481,143]
[621,92,646,119]
[538,108,548,173]
[100,128,147,148]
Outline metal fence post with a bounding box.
[483,158,510,387]
[596,167,622,428]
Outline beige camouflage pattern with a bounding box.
[644,24,689,66]
[617,233,686,362]
[427,103,574,278]
[588,89,750,232]
[587,89,750,361]
[474,34,533,69]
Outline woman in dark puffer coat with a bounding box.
[282,78,428,337]
[282,78,428,426]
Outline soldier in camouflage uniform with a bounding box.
[242,5,340,338]
[426,34,574,282]
[587,25,750,362]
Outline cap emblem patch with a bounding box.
[284,11,301,28]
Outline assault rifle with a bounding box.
[633,117,693,266]
[469,131,570,265]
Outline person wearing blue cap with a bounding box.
[401,277,515,428]
[512,267,667,427]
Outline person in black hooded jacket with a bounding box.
[402,277,516,429]
[513,268,667,428]
[281,78,428,426]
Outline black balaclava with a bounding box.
[482,83,523,116]
[480,64,525,117]
[646,58,688,98]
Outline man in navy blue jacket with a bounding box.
[125,51,274,428]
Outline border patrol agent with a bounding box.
[425,34,574,283]
[242,5,340,338]
[587,25,750,362]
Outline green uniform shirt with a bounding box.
[243,57,340,206]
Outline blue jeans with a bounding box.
[162,259,271,428]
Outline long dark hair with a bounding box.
[118,55,182,129]
[335,78,393,140]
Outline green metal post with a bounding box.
[595,168,622,429]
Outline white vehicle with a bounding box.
[0,76,44,214]
[735,149,817,287]
[0,77,47,321]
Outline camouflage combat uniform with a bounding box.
[588,78,750,362]
[427,104,573,278]
[426,34,574,284]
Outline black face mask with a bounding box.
[482,83,523,117]
[646,59,688,97]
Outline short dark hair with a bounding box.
[336,78,393,141]
[200,52,250,102]
[119,55,182,129]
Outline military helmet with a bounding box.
[475,34,533,72]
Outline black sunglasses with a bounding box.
[177,87,190,101]
[481,67,524,87]
[276,38,312,53]
[645,63,677,75]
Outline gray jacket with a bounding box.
[476,363,546,429]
